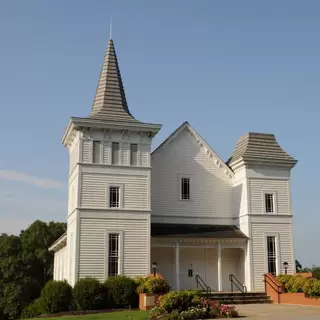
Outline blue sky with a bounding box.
[0,1,319,267]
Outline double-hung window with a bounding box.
[265,193,275,213]
[181,177,190,200]
[130,144,138,166]
[112,142,120,165]
[267,236,277,276]
[92,141,102,163]
[108,233,120,276]
[109,186,120,208]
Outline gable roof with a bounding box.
[227,132,298,169]
[89,39,139,122]
[152,121,234,177]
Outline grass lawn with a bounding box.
[39,311,148,320]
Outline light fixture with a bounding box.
[283,261,289,275]
[152,262,157,277]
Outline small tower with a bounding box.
[62,38,162,285]
[229,132,297,292]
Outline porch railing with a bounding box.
[229,274,247,294]
[195,274,211,293]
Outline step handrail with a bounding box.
[229,274,247,294]
[264,273,283,304]
[195,274,211,293]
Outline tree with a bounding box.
[295,259,302,272]
[0,221,66,319]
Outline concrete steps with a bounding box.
[205,292,272,305]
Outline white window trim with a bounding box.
[264,233,281,276]
[106,183,124,209]
[179,174,192,201]
[104,230,124,278]
[263,191,278,214]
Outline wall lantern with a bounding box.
[283,261,289,275]
[188,264,193,278]
[152,262,158,277]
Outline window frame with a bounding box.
[263,191,277,214]
[179,175,192,201]
[106,184,124,209]
[264,233,280,276]
[105,230,124,278]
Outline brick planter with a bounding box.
[139,293,162,310]
[265,273,320,306]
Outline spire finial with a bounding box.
[109,17,112,39]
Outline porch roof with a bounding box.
[151,223,248,239]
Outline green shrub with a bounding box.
[291,276,308,293]
[39,280,73,314]
[302,278,320,297]
[157,290,200,313]
[20,299,43,319]
[148,306,167,320]
[137,276,170,294]
[73,278,107,310]
[105,276,138,308]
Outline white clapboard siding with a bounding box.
[140,144,150,167]
[69,139,79,173]
[79,217,149,281]
[251,223,293,292]
[67,216,77,286]
[249,179,290,214]
[232,180,248,216]
[80,173,148,209]
[151,129,233,219]
[53,246,68,281]
[82,139,91,163]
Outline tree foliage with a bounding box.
[0,220,66,319]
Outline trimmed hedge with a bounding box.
[137,276,170,294]
[105,276,138,308]
[38,280,73,314]
[73,278,107,310]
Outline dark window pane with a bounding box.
[109,187,120,208]
[130,144,138,166]
[181,178,190,200]
[267,236,277,275]
[108,233,119,277]
[112,142,119,165]
[93,141,101,163]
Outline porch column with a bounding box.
[218,242,222,292]
[175,241,180,290]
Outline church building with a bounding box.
[49,37,297,293]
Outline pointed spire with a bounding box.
[89,39,137,122]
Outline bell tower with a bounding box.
[62,38,162,285]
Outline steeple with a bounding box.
[89,39,137,122]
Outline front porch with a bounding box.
[151,224,248,292]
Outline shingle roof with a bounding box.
[89,39,139,122]
[151,223,248,239]
[227,132,297,168]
